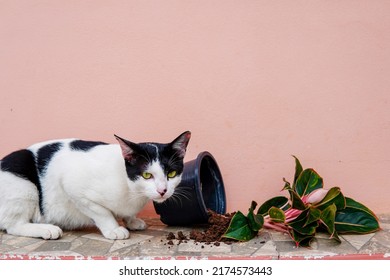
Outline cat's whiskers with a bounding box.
[167,194,183,208]
[166,187,193,208]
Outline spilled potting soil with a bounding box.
[166,210,236,246]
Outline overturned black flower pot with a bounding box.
[154,151,226,226]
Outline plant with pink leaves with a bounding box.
[223,156,380,247]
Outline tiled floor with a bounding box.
[1,215,389,260]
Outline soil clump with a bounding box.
[166,210,236,246]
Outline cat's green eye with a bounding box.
[167,170,177,178]
[141,172,153,179]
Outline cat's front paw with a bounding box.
[127,218,147,231]
[103,226,130,240]
[42,225,63,240]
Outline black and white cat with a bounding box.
[0,131,191,240]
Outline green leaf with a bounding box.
[289,219,318,236]
[282,178,292,191]
[248,213,264,232]
[343,197,378,218]
[289,190,306,210]
[335,198,380,234]
[268,207,285,223]
[288,209,319,235]
[257,196,290,216]
[250,200,258,211]
[320,204,341,242]
[289,229,315,248]
[292,155,303,190]
[295,168,323,197]
[247,201,264,231]
[304,207,321,227]
[223,211,258,241]
[314,187,346,211]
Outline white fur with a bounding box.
[0,140,179,240]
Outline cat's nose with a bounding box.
[158,189,167,197]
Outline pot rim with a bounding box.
[193,151,226,221]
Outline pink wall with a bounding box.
[1,1,389,215]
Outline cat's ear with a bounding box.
[170,131,191,157]
[114,134,138,161]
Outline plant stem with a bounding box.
[263,220,289,233]
[284,208,302,220]
[285,217,298,223]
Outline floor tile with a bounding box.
[251,241,278,258]
[109,234,153,253]
[1,215,389,259]
[34,241,71,252]
[341,233,375,250]
[73,239,112,256]
[178,241,231,253]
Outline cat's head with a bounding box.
[114,131,191,203]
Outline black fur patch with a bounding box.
[1,149,40,186]
[0,149,43,213]
[124,144,154,181]
[158,144,185,176]
[124,143,184,181]
[36,143,62,176]
[70,140,108,152]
